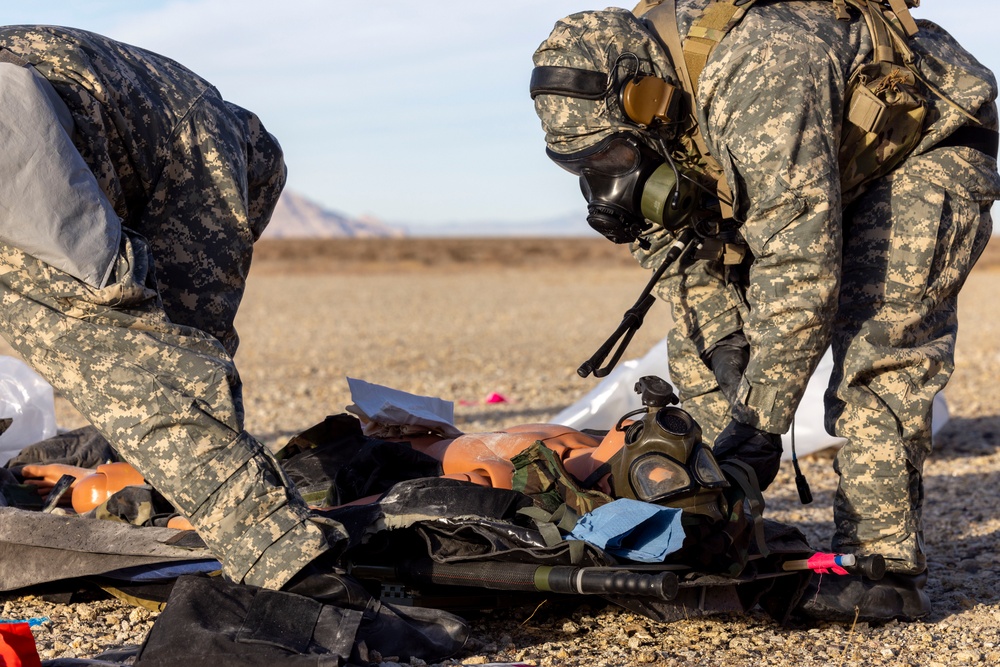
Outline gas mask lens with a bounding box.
[628,453,692,503]
[548,134,643,177]
[692,446,729,489]
[612,405,731,504]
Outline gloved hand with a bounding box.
[713,419,783,490]
[703,333,749,405]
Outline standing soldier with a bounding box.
[530,0,1000,621]
[0,26,343,590]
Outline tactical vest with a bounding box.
[631,0,973,213]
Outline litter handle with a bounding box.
[782,553,886,580]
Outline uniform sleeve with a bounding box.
[0,62,120,288]
[699,35,845,433]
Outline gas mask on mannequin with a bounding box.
[606,376,730,522]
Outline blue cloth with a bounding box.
[0,617,47,627]
[100,559,221,582]
[568,498,685,563]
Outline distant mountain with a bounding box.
[398,212,600,238]
[263,190,597,239]
[263,190,405,239]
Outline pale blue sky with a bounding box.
[3,2,997,231]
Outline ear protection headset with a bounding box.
[529,63,682,127]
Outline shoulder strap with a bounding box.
[637,0,758,98]
[636,0,696,109]
[886,0,919,37]
[636,0,735,218]
[684,0,759,96]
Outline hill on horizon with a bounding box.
[264,190,597,239]
[263,190,405,239]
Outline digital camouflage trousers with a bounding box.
[641,145,999,574]
[0,89,343,589]
[826,145,997,574]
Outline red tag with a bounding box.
[0,622,43,667]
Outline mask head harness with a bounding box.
[600,376,730,522]
[530,53,696,245]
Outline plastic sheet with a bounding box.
[552,341,950,459]
[0,356,57,467]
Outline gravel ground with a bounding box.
[2,238,999,666]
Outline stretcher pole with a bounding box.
[356,559,680,601]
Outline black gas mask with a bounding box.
[546,132,696,244]
[531,55,697,245]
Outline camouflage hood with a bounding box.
[532,7,677,155]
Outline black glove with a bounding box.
[704,333,749,405]
[713,419,783,491]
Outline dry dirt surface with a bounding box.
[3,236,1000,666]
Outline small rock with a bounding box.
[128,607,149,624]
[561,621,580,634]
[954,650,981,663]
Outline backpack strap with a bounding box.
[636,0,737,218]
[886,0,919,37]
[684,0,759,97]
[639,1,918,96]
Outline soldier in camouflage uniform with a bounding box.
[0,26,345,590]
[531,1,1000,621]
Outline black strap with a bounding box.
[530,65,608,100]
[935,125,999,159]
[581,462,612,490]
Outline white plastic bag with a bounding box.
[0,356,58,466]
[552,340,950,459]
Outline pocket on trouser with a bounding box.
[0,230,166,365]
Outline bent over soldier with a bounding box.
[530,0,1000,621]
[0,26,344,589]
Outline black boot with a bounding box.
[795,570,931,623]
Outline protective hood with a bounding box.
[531,8,678,155]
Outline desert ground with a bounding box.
[3,236,1000,666]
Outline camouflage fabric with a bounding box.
[511,440,614,516]
[533,8,678,155]
[827,145,997,574]
[533,1,1000,572]
[630,227,747,443]
[0,26,343,589]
